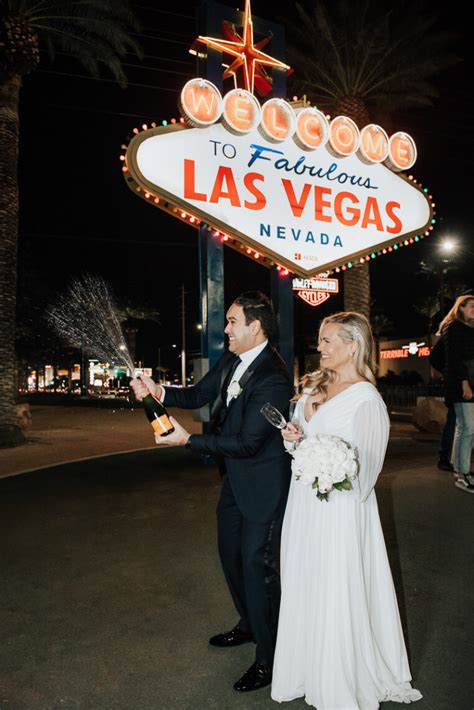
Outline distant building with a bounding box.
[378,337,435,383]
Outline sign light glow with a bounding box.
[386,133,417,172]
[222,88,261,134]
[359,124,389,163]
[179,79,222,127]
[295,108,329,150]
[329,116,360,157]
[260,98,296,142]
[292,277,339,307]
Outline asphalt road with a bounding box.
[1,440,473,709]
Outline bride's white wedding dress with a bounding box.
[272,382,422,710]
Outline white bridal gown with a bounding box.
[272,382,422,710]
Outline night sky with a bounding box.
[17,0,474,371]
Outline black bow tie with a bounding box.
[226,356,241,383]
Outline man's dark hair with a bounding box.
[233,291,277,342]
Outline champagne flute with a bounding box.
[288,399,298,423]
[260,402,288,429]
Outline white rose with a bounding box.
[317,475,333,494]
[299,469,316,485]
[330,467,347,484]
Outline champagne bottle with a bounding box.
[141,384,175,436]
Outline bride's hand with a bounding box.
[282,422,304,443]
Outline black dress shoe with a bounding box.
[233,661,272,692]
[209,626,253,647]
[437,459,454,471]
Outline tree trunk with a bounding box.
[343,261,371,320]
[0,74,25,447]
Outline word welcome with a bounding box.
[179,78,417,172]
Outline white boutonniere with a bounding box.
[228,381,242,399]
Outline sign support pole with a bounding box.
[271,271,294,379]
[198,226,224,369]
[197,1,228,378]
[269,31,294,379]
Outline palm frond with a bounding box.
[2,0,142,86]
[283,0,460,119]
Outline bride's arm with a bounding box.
[352,397,390,502]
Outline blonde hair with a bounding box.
[438,294,474,334]
[301,312,376,408]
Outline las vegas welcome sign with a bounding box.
[124,79,432,278]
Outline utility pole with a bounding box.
[181,284,186,386]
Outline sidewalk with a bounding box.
[0,405,430,479]
[0,405,203,479]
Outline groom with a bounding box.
[130,291,293,692]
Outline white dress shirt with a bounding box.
[226,340,268,405]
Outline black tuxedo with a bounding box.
[163,344,293,663]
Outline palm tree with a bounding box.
[0,0,141,447]
[116,303,160,364]
[414,294,439,345]
[371,304,395,366]
[285,0,459,320]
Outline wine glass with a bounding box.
[288,399,298,423]
[260,402,288,429]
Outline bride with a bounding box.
[271,312,422,709]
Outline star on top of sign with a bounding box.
[190,0,292,96]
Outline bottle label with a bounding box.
[150,414,173,434]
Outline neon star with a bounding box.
[193,0,291,95]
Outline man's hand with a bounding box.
[155,416,190,446]
[130,374,162,401]
[462,380,473,400]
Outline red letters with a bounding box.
[281,180,311,217]
[334,192,360,227]
[386,201,402,234]
[314,186,332,223]
[209,166,241,206]
[183,159,207,201]
[361,197,384,231]
[243,172,266,210]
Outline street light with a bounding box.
[439,237,456,255]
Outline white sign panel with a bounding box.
[126,123,431,277]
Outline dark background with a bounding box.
[17,0,474,372]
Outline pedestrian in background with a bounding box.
[429,333,456,471]
[438,295,474,492]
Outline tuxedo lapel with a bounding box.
[209,354,240,421]
[226,344,273,413]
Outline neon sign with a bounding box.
[192,0,291,95]
[380,343,431,359]
[122,0,433,278]
[292,277,339,307]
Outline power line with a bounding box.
[52,48,194,67]
[35,102,162,120]
[129,31,190,45]
[22,232,198,246]
[36,68,182,93]
[134,5,194,20]
[121,61,190,77]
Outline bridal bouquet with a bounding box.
[290,434,359,502]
